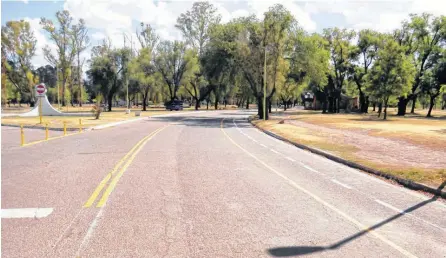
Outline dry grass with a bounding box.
[255,108,446,187]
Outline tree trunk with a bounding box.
[372,102,376,111]
[246,96,249,109]
[195,98,199,110]
[206,99,209,110]
[142,95,148,111]
[107,94,113,112]
[410,94,417,113]
[397,97,407,116]
[283,100,287,111]
[257,97,270,120]
[383,99,388,120]
[322,99,327,114]
[378,102,382,118]
[427,95,436,117]
[269,101,272,113]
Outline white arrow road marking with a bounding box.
[1,208,53,218]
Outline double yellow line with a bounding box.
[83,125,169,208]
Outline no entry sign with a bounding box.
[35,83,46,97]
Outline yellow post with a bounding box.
[45,123,49,140]
[20,124,25,146]
[63,121,67,136]
[79,118,82,133]
[39,97,43,124]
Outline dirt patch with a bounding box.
[286,120,446,170]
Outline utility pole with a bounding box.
[263,46,267,121]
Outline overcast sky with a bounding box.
[2,0,446,69]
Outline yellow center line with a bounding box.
[83,125,167,208]
[220,118,416,258]
[96,125,168,207]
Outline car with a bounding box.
[165,100,184,111]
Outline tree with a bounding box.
[421,50,446,117]
[1,20,38,106]
[175,1,222,57]
[72,19,89,107]
[129,47,156,111]
[367,37,415,120]
[137,22,159,50]
[349,29,381,113]
[41,10,78,106]
[87,40,130,111]
[323,27,356,113]
[395,14,446,115]
[284,27,329,112]
[154,40,192,102]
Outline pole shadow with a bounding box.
[267,181,446,257]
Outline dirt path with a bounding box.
[286,120,446,170]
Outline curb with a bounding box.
[249,117,446,199]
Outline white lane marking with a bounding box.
[260,144,267,148]
[252,139,258,143]
[254,124,446,210]
[270,149,280,154]
[331,179,353,189]
[286,157,295,162]
[300,162,323,174]
[76,205,106,256]
[1,208,53,218]
[375,199,445,231]
[221,124,416,258]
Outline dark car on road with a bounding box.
[165,100,184,111]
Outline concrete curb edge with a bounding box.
[248,117,445,199]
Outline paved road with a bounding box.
[1,110,445,257]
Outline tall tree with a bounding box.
[87,40,130,111]
[137,22,159,51]
[175,1,222,57]
[349,29,381,113]
[128,47,156,111]
[1,20,38,106]
[323,27,356,113]
[41,10,77,106]
[154,40,192,102]
[395,14,446,115]
[71,19,89,106]
[420,50,446,117]
[367,36,415,120]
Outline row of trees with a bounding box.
[2,2,445,119]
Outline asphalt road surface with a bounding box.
[2,110,445,258]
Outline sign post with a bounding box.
[35,83,46,124]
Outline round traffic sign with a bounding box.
[36,84,46,95]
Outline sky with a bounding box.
[1,0,446,70]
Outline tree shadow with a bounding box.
[267,181,446,257]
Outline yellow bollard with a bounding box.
[20,124,25,146]
[45,123,49,140]
[63,121,67,136]
[79,118,82,133]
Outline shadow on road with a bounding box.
[267,181,446,257]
